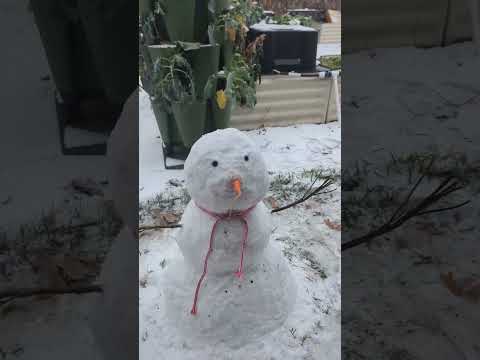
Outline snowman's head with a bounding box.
[184,128,269,213]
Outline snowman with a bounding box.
[162,128,297,348]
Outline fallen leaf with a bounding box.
[263,196,279,210]
[441,272,480,302]
[67,178,103,197]
[55,255,97,283]
[324,219,341,231]
[139,275,148,288]
[151,210,180,226]
[226,27,236,42]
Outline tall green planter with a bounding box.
[151,100,189,156]
[211,97,233,129]
[162,0,208,42]
[184,44,220,98]
[172,101,207,147]
[145,44,177,97]
[209,26,233,69]
[147,44,178,67]
[77,0,137,105]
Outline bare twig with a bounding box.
[0,284,103,301]
[272,177,336,213]
[139,224,183,232]
[342,175,470,252]
[137,177,336,230]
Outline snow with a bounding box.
[0,0,109,236]
[342,42,480,358]
[139,87,341,357]
[1,2,124,360]
[250,23,316,32]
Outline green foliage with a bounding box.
[230,0,263,26]
[270,14,313,27]
[151,52,196,105]
[140,0,263,110]
[139,0,167,45]
[318,55,341,70]
[213,0,264,48]
[226,53,258,108]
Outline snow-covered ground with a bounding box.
[0,0,109,236]
[342,42,480,359]
[139,88,341,359]
[1,2,117,359]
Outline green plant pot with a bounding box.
[184,44,220,99]
[162,0,195,41]
[140,45,154,95]
[222,40,234,69]
[146,44,178,90]
[210,26,233,69]
[211,97,233,129]
[151,99,189,158]
[172,101,207,147]
[162,0,208,42]
[194,0,209,43]
[147,44,178,65]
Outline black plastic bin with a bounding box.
[249,24,318,74]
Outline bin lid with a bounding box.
[250,23,316,32]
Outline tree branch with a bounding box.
[0,284,103,301]
[272,177,336,213]
[342,175,470,252]
[139,224,183,232]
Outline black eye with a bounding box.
[244,155,249,161]
[212,160,218,167]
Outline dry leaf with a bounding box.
[68,178,103,196]
[139,274,148,288]
[226,27,236,42]
[55,255,97,283]
[151,210,180,226]
[325,219,341,231]
[264,196,279,210]
[441,272,480,302]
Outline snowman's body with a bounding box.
[178,201,271,275]
[163,128,297,348]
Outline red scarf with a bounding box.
[190,202,257,315]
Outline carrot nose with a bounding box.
[231,178,242,199]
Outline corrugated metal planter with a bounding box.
[211,97,233,129]
[231,75,341,129]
